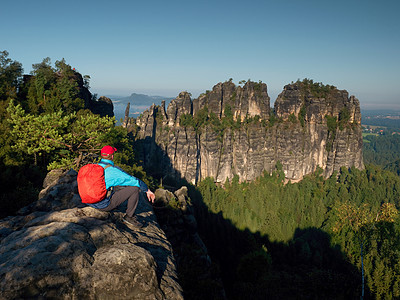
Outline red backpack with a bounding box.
[77,164,111,204]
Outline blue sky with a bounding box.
[2,0,399,109]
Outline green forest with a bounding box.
[192,165,400,299]
[1,51,400,299]
[363,134,400,171]
[0,51,152,218]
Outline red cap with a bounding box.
[101,145,117,155]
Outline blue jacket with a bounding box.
[87,159,148,209]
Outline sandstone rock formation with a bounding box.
[89,95,114,118]
[0,169,184,299]
[71,71,114,118]
[133,79,364,184]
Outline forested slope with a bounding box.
[191,165,400,299]
[363,134,400,167]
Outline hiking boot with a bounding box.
[123,215,143,228]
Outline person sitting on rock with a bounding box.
[87,145,155,228]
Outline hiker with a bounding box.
[87,145,155,227]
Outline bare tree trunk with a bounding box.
[76,152,83,169]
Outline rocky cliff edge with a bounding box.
[0,169,185,299]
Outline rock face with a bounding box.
[71,71,114,118]
[88,95,114,118]
[133,80,364,184]
[152,187,226,299]
[273,81,363,180]
[0,169,184,299]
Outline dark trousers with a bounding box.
[99,186,140,217]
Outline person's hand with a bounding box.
[146,190,155,203]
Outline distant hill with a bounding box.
[107,93,174,122]
[113,93,174,107]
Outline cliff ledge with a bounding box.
[0,169,184,299]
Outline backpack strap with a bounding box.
[98,162,113,170]
[101,163,114,196]
[103,164,112,170]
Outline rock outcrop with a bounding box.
[69,71,114,118]
[88,95,114,118]
[152,187,226,299]
[133,79,364,184]
[0,169,184,299]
